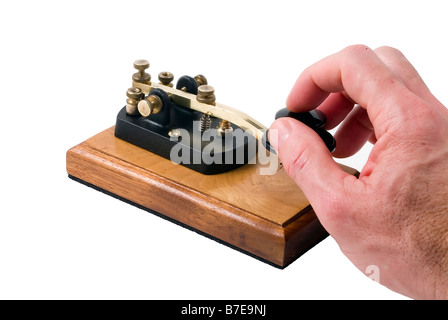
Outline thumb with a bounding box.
[269,117,353,214]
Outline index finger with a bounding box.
[286,45,411,131]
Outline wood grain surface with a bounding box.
[66,127,357,267]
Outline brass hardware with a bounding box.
[199,113,211,132]
[197,85,215,132]
[138,94,163,117]
[158,71,174,87]
[132,81,267,141]
[132,59,151,84]
[168,129,181,138]
[131,64,279,172]
[216,120,233,137]
[194,74,207,86]
[126,87,145,116]
[196,85,216,105]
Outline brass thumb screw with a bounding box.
[196,85,216,105]
[138,95,163,117]
[132,59,151,84]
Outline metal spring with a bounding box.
[199,113,211,132]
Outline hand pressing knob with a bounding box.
[263,108,336,154]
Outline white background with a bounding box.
[1,0,447,300]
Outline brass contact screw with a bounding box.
[217,120,233,137]
[126,87,145,116]
[132,59,151,84]
[158,71,174,87]
[138,95,163,117]
[196,85,216,105]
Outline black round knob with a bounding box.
[263,108,336,153]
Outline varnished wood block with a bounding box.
[66,127,357,268]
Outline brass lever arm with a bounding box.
[132,81,268,141]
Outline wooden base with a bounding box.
[66,127,357,268]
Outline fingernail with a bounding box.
[286,94,293,109]
[269,119,292,152]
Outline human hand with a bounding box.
[269,45,448,299]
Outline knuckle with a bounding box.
[343,44,373,56]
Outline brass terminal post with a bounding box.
[126,87,145,116]
[158,71,174,87]
[132,60,151,84]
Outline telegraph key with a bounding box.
[66,59,356,268]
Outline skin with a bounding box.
[269,45,448,299]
